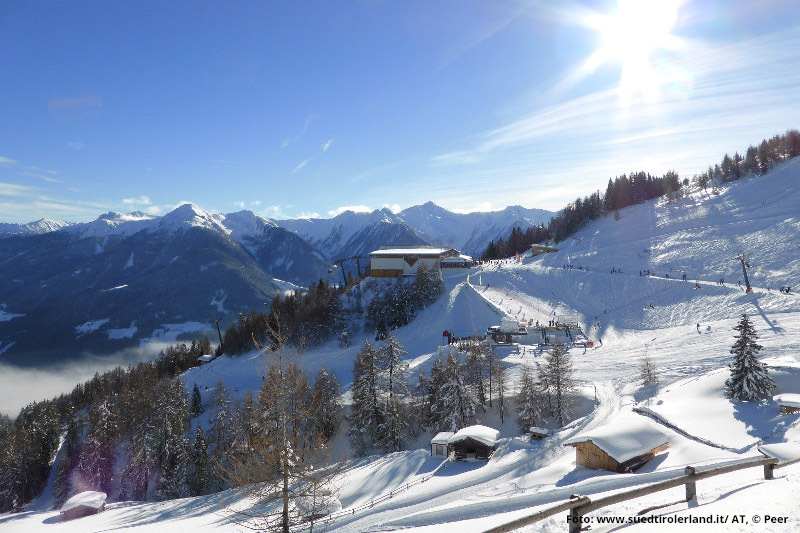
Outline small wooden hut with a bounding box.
[430,432,454,458]
[60,491,107,521]
[563,421,668,473]
[774,393,800,414]
[197,354,215,365]
[528,426,549,440]
[449,425,499,461]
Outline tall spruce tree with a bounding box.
[516,364,543,431]
[536,343,576,426]
[310,368,341,441]
[431,353,479,432]
[348,340,381,454]
[190,383,204,417]
[375,335,412,452]
[725,314,775,401]
[189,426,211,496]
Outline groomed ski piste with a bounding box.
[3,160,800,532]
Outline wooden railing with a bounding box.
[484,454,800,533]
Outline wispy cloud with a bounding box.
[382,203,402,213]
[122,195,152,206]
[0,156,17,165]
[211,159,237,165]
[66,141,85,151]
[260,205,320,220]
[431,150,481,166]
[281,115,314,149]
[423,27,800,210]
[293,137,336,173]
[327,205,372,217]
[293,157,312,173]
[0,182,36,197]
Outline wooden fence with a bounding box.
[484,454,800,533]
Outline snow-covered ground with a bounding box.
[5,162,800,532]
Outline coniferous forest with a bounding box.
[482,129,800,260]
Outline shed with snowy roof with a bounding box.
[774,393,800,414]
[197,354,215,365]
[448,425,499,461]
[431,431,454,457]
[60,491,107,521]
[563,421,668,473]
[369,245,460,277]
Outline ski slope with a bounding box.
[5,162,800,532]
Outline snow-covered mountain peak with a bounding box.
[221,210,279,241]
[158,203,228,234]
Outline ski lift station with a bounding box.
[487,316,590,347]
[369,245,474,277]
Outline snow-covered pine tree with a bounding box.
[536,343,576,427]
[348,340,381,455]
[411,263,444,310]
[516,364,542,431]
[427,355,447,430]
[725,314,775,401]
[189,425,211,496]
[190,383,203,417]
[311,368,341,441]
[77,400,116,494]
[375,335,412,452]
[389,280,413,330]
[432,353,479,432]
[209,381,234,479]
[153,378,190,499]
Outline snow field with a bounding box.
[6,162,800,531]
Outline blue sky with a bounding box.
[2,0,800,223]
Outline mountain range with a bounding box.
[0,202,553,366]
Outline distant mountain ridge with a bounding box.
[0,201,552,365]
[277,202,554,259]
[0,204,331,366]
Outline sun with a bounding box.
[586,0,683,102]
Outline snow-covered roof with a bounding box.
[773,393,800,408]
[370,247,452,256]
[448,425,499,447]
[431,432,455,445]
[529,426,549,435]
[441,255,474,263]
[60,491,107,513]
[198,354,215,362]
[563,420,668,463]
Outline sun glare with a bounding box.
[589,0,682,102]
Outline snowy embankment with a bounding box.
[6,162,800,531]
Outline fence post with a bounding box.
[684,466,696,502]
[764,462,775,480]
[568,507,583,533]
